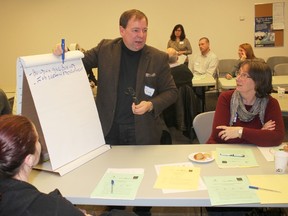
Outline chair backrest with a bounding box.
[266,56,288,75]
[217,59,239,78]
[192,111,215,144]
[274,63,288,76]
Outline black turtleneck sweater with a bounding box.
[114,42,142,124]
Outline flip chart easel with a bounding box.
[16,51,109,176]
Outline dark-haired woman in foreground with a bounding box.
[207,60,285,146]
[0,115,90,216]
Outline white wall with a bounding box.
[1,0,287,93]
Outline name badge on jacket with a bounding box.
[144,86,155,97]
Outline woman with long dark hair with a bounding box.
[167,24,192,65]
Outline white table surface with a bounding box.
[219,75,288,90]
[192,75,216,87]
[29,144,287,207]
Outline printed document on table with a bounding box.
[248,175,288,204]
[204,175,260,206]
[215,148,258,168]
[91,168,144,200]
[154,162,206,193]
[154,166,200,190]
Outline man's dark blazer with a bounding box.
[82,38,178,144]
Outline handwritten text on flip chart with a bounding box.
[27,63,83,85]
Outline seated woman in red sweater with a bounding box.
[207,60,285,146]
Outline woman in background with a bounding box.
[225,43,263,79]
[207,60,285,146]
[0,115,90,216]
[167,24,192,65]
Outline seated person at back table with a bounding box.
[207,60,285,146]
[190,37,218,112]
[226,43,264,79]
[167,47,193,88]
[0,115,91,216]
[191,37,218,78]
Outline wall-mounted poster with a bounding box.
[255,3,284,47]
[255,16,275,47]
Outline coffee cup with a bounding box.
[275,150,288,174]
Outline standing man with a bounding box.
[54,9,177,146]
[54,9,177,216]
[191,37,218,78]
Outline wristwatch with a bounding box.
[238,128,243,138]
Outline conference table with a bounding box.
[192,75,216,87]
[29,144,288,207]
[218,75,288,90]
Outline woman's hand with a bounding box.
[261,120,275,130]
[240,52,247,61]
[225,73,233,80]
[216,125,243,141]
[177,50,186,55]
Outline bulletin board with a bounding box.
[254,2,285,47]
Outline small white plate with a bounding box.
[188,152,215,163]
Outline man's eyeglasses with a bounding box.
[236,71,251,79]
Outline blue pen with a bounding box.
[249,185,281,193]
[61,39,65,64]
[111,180,114,193]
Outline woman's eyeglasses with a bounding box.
[236,71,251,79]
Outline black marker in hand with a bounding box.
[125,87,139,105]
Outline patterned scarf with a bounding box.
[229,91,269,126]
